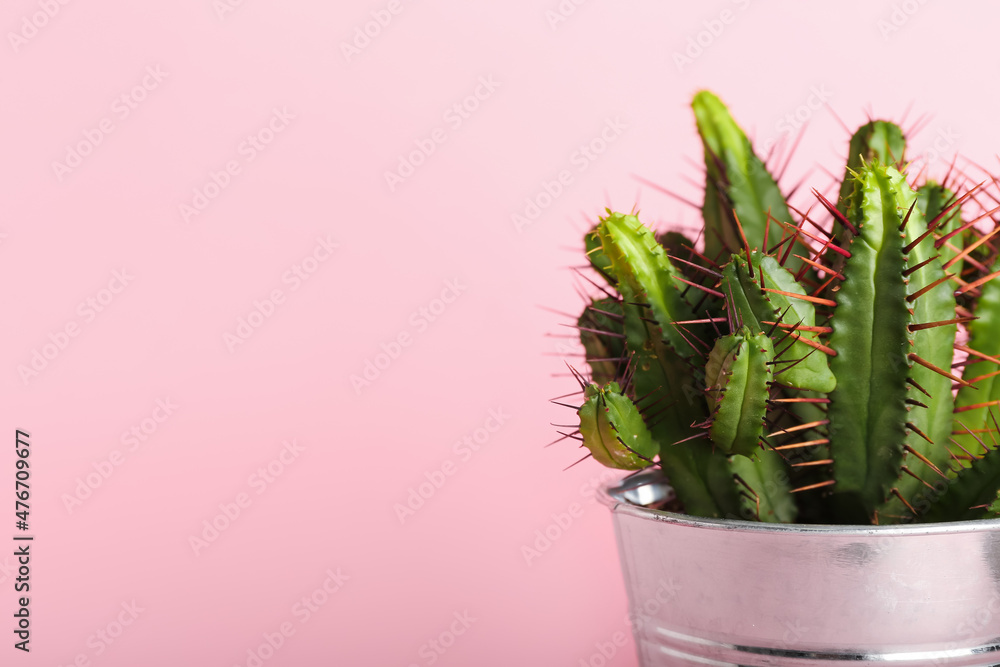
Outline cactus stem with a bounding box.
[902,443,949,478]
[774,438,830,451]
[790,479,836,494]
[906,274,956,302]
[909,316,977,332]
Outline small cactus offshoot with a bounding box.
[556,90,1000,525]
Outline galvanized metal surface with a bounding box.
[601,469,1000,667]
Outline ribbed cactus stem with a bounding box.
[693,91,804,272]
[827,161,912,522]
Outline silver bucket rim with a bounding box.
[599,467,1000,536]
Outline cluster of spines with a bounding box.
[553,91,1000,525]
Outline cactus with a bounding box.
[557,90,1000,525]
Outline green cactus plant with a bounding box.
[557,91,1000,525]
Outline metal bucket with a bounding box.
[600,468,1000,667]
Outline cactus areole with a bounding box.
[561,90,1000,525]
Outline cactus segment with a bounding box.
[599,236,732,517]
[729,449,797,523]
[722,250,836,392]
[705,328,774,458]
[692,91,803,271]
[876,171,959,519]
[578,298,625,387]
[577,382,659,470]
[837,121,906,213]
[827,162,913,521]
[921,442,1000,522]
[954,259,1000,456]
[597,213,698,358]
[557,90,1000,526]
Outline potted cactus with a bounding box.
[560,91,1000,664]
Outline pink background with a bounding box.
[3,1,998,665]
